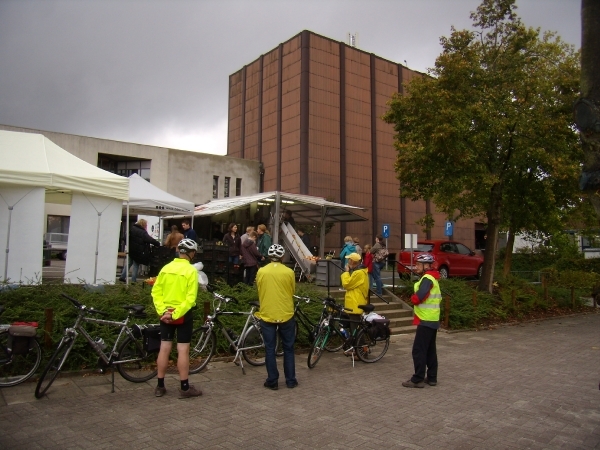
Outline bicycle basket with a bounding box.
[368,318,390,341]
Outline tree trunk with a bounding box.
[579,0,600,215]
[502,227,516,278]
[479,184,503,293]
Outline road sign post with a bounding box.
[382,224,390,269]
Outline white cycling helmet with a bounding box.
[178,238,198,254]
[416,254,435,264]
[267,244,285,259]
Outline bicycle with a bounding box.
[308,300,390,369]
[292,295,343,353]
[35,293,158,398]
[0,305,42,387]
[187,290,270,375]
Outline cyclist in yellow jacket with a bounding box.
[341,252,369,359]
[402,253,441,388]
[152,238,202,399]
[256,244,298,390]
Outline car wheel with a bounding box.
[477,264,483,279]
[439,266,449,279]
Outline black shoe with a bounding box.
[264,381,278,390]
[286,381,298,389]
[424,378,437,386]
[118,277,126,283]
[402,379,424,388]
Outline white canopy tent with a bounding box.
[121,174,195,284]
[192,191,368,257]
[0,130,129,284]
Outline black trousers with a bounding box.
[411,325,438,383]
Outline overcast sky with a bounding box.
[0,0,581,155]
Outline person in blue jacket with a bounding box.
[339,236,356,269]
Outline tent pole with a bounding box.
[125,202,130,286]
[3,206,13,283]
[273,192,281,244]
[320,207,327,259]
[93,211,101,284]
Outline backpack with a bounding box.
[374,247,389,263]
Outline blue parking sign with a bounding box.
[382,224,390,238]
[444,221,453,236]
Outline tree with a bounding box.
[383,0,580,292]
[577,0,600,215]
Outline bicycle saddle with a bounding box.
[358,304,375,313]
[122,305,146,314]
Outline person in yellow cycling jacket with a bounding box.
[151,238,201,399]
[402,253,441,388]
[255,244,298,390]
[341,252,369,357]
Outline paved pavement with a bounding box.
[1,313,599,449]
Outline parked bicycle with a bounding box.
[35,293,158,398]
[187,290,270,375]
[292,295,343,352]
[308,299,390,369]
[0,305,42,387]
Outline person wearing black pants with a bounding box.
[403,254,442,388]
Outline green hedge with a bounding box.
[0,282,327,373]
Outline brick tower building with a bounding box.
[227,30,481,253]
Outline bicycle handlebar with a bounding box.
[61,293,110,317]
[213,292,238,304]
[293,295,312,303]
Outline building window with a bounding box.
[98,154,151,182]
[236,178,242,196]
[224,177,231,198]
[213,176,219,199]
[47,215,70,234]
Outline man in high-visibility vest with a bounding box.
[402,253,441,388]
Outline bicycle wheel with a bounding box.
[117,336,158,382]
[188,328,217,374]
[240,325,266,366]
[0,331,42,387]
[355,328,389,363]
[35,337,74,398]
[324,323,344,352]
[307,326,328,369]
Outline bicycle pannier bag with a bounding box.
[143,325,162,353]
[368,318,390,341]
[8,323,38,355]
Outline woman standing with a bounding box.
[223,223,241,265]
[339,236,356,269]
[256,224,272,265]
[363,244,374,290]
[370,235,387,296]
[119,219,161,283]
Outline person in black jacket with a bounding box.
[119,219,161,283]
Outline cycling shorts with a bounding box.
[160,310,193,343]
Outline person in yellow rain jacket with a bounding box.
[340,252,369,336]
[151,238,201,399]
[255,244,298,390]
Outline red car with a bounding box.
[397,240,484,279]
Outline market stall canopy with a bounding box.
[125,173,194,216]
[192,191,368,223]
[0,130,129,203]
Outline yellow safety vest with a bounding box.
[413,273,441,322]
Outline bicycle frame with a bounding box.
[54,312,141,376]
[201,293,264,374]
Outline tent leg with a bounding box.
[93,212,102,284]
[3,206,13,283]
[319,207,327,259]
[125,203,130,286]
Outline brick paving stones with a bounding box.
[1,313,599,449]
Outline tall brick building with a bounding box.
[227,30,482,252]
